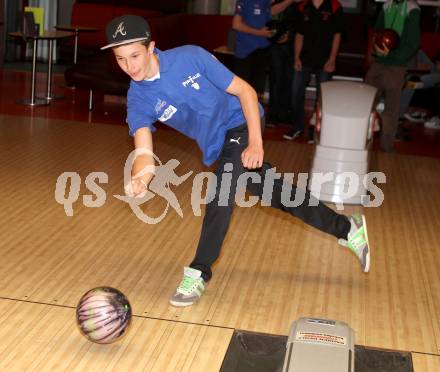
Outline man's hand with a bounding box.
[277,32,289,44]
[294,57,302,71]
[126,162,156,198]
[130,128,155,197]
[130,176,148,197]
[374,42,390,56]
[259,26,276,38]
[323,58,336,73]
[241,144,264,169]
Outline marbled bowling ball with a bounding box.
[76,287,132,344]
[374,28,400,51]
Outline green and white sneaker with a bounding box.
[340,214,370,273]
[170,267,205,307]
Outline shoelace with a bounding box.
[178,276,199,295]
[348,228,365,255]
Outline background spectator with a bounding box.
[365,0,420,152]
[232,0,295,98]
[283,0,344,142]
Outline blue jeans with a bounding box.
[400,73,440,116]
[399,50,440,116]
[291,67,332,132]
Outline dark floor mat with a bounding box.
[220,330,413,372]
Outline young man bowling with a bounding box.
[101,15,371,307]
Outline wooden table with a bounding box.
[8,30,75,105]
[55,25,99,64]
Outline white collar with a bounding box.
[145,72,160,81]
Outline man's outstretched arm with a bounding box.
[131,127,155,196]
[226,76,264,169]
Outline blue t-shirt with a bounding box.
[234,0,272,59]
[127,45,264,166]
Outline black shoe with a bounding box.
[307,126,314,143]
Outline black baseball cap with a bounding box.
[101,14,151,50]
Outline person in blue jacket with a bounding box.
[101,15,371,308]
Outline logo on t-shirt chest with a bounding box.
[155,99,167,114]
[182,73,202,90]
[158,104,177,122]
[155,98,178,122]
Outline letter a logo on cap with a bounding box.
[102,15,151,50]
[113,22,127,39]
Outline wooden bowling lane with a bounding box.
[412,353,440,372]
[0,299,233,371]
[1,113,440,368]
[0,298,439,372]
